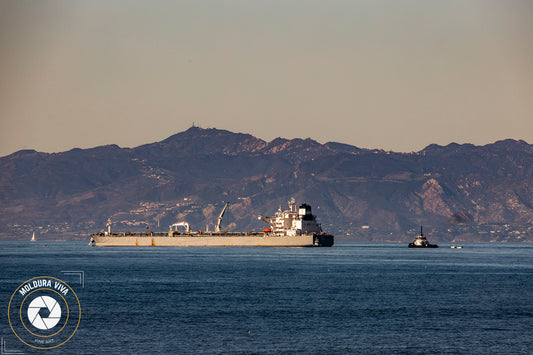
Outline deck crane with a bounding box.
[170,222,190,233]
[215,202,230,233]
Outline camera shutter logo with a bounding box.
[8,276,81,350]
[27,295,62,330]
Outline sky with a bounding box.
[1,0,532,157]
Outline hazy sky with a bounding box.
[1,1,532,157]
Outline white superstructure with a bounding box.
[259,199,323,236]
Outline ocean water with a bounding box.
[1,241,532,354]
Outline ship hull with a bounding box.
[90,233,334,247]
[408,243,438,248]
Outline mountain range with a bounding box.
[1,126,532,242]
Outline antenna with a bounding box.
[288,198,296,212]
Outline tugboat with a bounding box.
[408,226,438,248]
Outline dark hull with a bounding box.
[408,243,438,248]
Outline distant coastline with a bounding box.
[1,127,532,242]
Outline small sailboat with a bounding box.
[31,232,36,242]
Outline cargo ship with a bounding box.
[89,200,334,247]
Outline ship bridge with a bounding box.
[259,200,322,236]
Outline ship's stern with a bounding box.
[313,233,334,247]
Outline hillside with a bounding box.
[1,127,532,242]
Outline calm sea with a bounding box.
[1,241,532,354]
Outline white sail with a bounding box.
[31,232,36,242]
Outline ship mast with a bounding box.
[288,198,296,212]
[106,218,112,235]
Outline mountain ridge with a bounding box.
[1,127,532,242]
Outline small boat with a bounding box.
[451,245,463,249]
[408,226,438,248]
[31,232,36,242]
